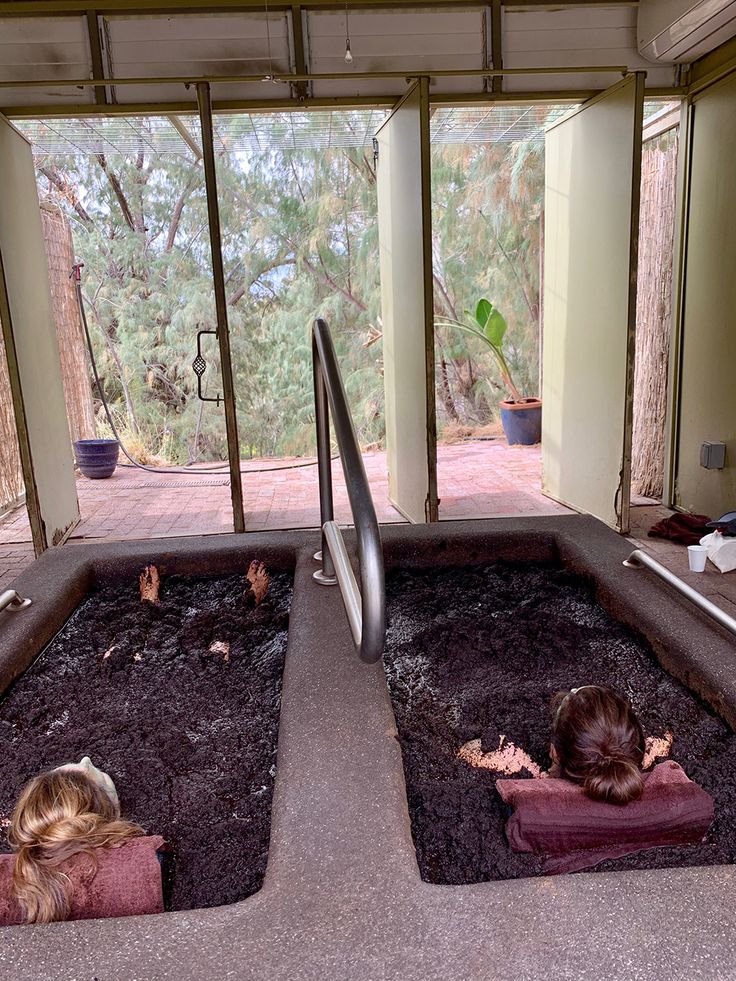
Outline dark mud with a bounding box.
[0,570,291,910]
[383,562,736,883]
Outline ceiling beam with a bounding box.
[0,0,638,17]
[490,0,502,96]
[167,113,203,158]
[85,9,107,105]
[0,65,631,90]
[290,4,309,102]
[2,87,684,120]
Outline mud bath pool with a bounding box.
[383,561,736,884]
[0,569,292,911]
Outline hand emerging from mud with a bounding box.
[643,731,673,769]
[139,565,161,604]
[244,560,270,606]
[458,736,541,777]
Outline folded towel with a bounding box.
[496,762,713,874]
[648,512,712,547]
[0,835,167,925]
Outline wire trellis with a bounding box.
[18,103,586,157]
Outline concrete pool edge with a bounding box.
[0,515,735,980]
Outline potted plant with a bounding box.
[435,299,542,446]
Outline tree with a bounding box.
[36,111,546,461]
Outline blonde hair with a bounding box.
[8,769,143,924]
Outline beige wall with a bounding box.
[376,81,436,523]
[542,76,641,531]
[675,73,736,518]
[0,115,79,550]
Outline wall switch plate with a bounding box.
[700,441,726,470]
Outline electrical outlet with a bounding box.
[700,442,726,470]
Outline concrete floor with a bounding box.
[627,505,736,621]
[2,519,735,980]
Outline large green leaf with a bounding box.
[474,298,492,331]
[484,308,507,348]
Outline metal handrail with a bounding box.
[0,589,32,613]
[312,318,386,664]
[624,549,736,639]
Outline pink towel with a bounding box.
[648,512,712,546]
[496,762,714,874]
[0,835,167,925]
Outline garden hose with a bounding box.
[72,263,337,476]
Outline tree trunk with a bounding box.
[631,133,679,500]
[40,201,97,442]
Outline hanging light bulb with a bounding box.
[344,2,353,64]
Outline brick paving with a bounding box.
[0,440,566,549]
[0,543,35,594]
[2,443,736,622]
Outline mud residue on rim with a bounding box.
[383,562,736,883]
[0,570,292,911]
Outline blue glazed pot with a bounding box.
[499,399,542,446]
[74,438,120,479]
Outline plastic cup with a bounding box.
[688,545,708,573]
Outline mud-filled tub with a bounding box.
[1,517,735,981]
[382,560,736,884]
[0,562,292,910]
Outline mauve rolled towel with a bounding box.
[648,512,712,547]
[0,835,167,925]
[496,762,714,874]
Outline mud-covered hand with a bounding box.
[244,560,270,606]
[458,736,541,777]
[643,730,673,769]
[139,565,161,604]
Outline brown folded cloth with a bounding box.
[648,512,712,547]
[0,835,167,925]
[496,762,713,874]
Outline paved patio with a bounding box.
[3,442,736,621]
[0,440,569,590]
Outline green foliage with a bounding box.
[437,297,522,402]
[431,123,545,427]
[38,111,545,460]
[473,299,507,348]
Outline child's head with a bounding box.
[8,766,141,923]
[550,685,645,805]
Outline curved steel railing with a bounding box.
[312,318,386,664]
[0,589,32,614]
[624,549,736,639]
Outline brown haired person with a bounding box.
[1,759,166,925]
[482,687,713,873]
[458,685,673,797]
[549,686,649,804]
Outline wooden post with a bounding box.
[196,82,245,534]
[0,322,24,514]
[631,131,679,500]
